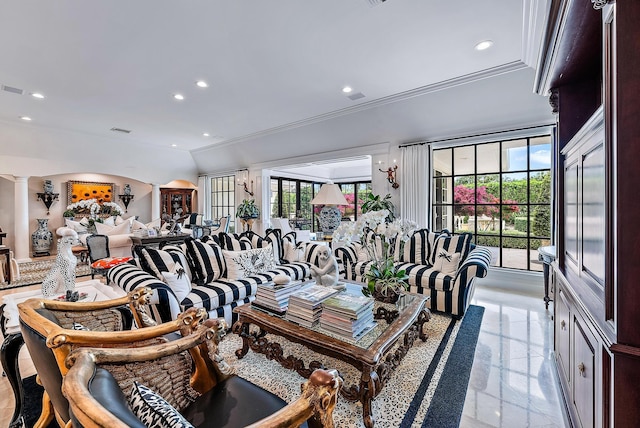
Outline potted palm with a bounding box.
[236,199,260,231]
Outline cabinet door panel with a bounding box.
[556,286,571,383]
[581,143,606,284]
[573,319,595,428]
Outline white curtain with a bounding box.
[399,144,431,228]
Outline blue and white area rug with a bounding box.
[219,305,485,428]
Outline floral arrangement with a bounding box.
[333,209,417,300]
[65,199,123,219]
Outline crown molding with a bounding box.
[192,61,529,154]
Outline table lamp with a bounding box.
[310,181,348,235]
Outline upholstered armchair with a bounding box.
[18,289,207,428]
[62,319,343,428]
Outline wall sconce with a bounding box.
[36,192,59,215]
[236,170,254,196]
[379,163,399,189]
[118,184,134,212]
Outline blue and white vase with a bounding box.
[32,218,53,256]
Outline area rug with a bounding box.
[21,305,484,428]
[218,304,485,428]
[1,259,91,290]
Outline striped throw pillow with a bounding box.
[184,238,225,284]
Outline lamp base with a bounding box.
[318,206,342,234]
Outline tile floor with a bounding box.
[461,286,569,427]
[0,282,569,428]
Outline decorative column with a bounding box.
[151,184,161,221]
[14,176,30,261]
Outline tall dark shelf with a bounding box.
[536,1,640,427]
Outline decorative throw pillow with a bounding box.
[430,233,473,265]
[223,247,276,280]
[161,262,192,302]
[136,247,186,281]
[145,218,161,229]
[184,238,225,284]
[217,233,252,251]
[129,382,194,428]
[91,256,132,270]
[402,229,432,265]
[95,220,131,236]
[103,216,116,226]
[283,240,305,262]
[65,219,88,234]
[132,219,148,231]
[353,243,371,263]
[431,249,461,275]
[264,229,285,264]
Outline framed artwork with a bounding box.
[67,181,115,205]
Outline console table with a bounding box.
[537,245,556,309]
[0,280,126,428]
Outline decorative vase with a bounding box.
[32,218,53,257]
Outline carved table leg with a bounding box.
[417,308,431,342]
[359,364,379,428]
[232,320,250,359]
[1,333,25,428]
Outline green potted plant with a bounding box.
[361,193,396,222]
[363,257,409,303]
[236,199,260,219]
[236,199,260,232]
[63,209,76,219]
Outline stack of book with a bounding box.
[320,293,376,341]
[252,280,304,315]
[285,285,341,327]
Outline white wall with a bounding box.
[0,173,154,254]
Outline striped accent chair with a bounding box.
[334,229,492,319]
[108,233,314,326]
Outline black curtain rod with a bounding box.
[398,123,555,148]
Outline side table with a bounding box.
[0,280,126,428]
[538,245,556,310]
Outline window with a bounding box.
[432,135,552,271]
[210,175,236,232]
[270,177,371,231]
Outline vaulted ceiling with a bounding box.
[0,1,554,182]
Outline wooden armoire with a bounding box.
[536,1,640,427]
[160,188,196,219]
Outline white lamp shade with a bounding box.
[310,182,348,206]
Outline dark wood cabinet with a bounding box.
[160,188,196,220]
[537,1,640,427]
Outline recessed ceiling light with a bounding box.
[20,116,32,121]
[171,144,178,147]
[196,81,208,88]
[173,93,184,100]
[342,86,353,93]
[475,40,493,51]
[203,133,210,137]
[31,92,45,99]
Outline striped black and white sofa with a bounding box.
[108,230,327,326]
[334,229,492,319]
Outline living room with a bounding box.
[2,1,639,427]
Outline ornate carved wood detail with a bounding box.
[374,306,399,324]
[591,0,609,10]
[549,88,559,114]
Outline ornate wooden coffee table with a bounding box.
[232,290,430,428]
